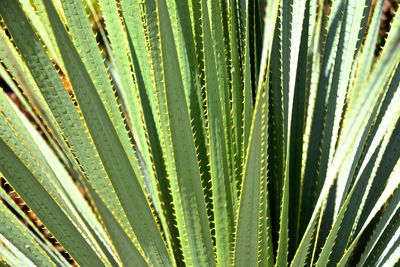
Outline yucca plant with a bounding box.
[0,0,399,266]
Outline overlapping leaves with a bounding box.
[0,0,399,266]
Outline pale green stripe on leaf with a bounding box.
[42,0,171,264]
[18,0,62,67]
[340,185,400,267]
[0,0,133,244]
[336,11,400,168]
[328,0,369,211]
[0,235,37,267]
[201,0,234,264]
[0,202,56,267]
[229,0,244,202]
[275,0,307,265]
[240,0,254,153]
[0,186,70,266]
[13,97,119,262]
[351,0,383,95]
[59,0,145,190]
[234,86,269,267]
[295,10,400,266]
[120,0,161,139]
[156,0,215,264]
[0,109,106,266]
[97,0,169,245]
[82,180,150,267]
[316,140,383,266]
